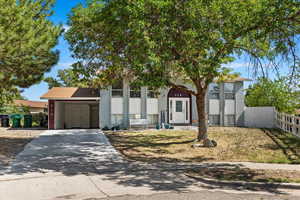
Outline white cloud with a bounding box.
[222,62,251,69]
[62,25,70,32]
[57,62,73,69]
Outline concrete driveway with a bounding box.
[7,129,127,175]
[0,129,300,200]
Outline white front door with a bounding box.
[169,98,190,124]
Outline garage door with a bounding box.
[65,104,90,129]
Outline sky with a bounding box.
[21,0,291,101]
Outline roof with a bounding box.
[14,100,48,108]
[40,87,100,100]
[214,76,252,83]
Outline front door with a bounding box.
[169,98,190,124]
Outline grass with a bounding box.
[0,128,42,166]
[186,167,300,183]
[105,127,300,164]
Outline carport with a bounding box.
[41,88,100,129]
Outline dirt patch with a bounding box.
[0,128,43,166]
[105,127,300,164]
[186,167,300,183]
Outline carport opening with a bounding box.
[54,101,99,129]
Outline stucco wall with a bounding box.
[244,107,276,128]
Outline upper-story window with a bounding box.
[112,80,123,97]
[147,87,159,98]
[130,84,141,98]
[224,83,235,100]
[208,83,220,99]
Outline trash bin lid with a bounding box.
[10,114,23,119]
[0,115,9,119]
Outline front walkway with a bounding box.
[0,129,300,200]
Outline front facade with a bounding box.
[41,78,248,130]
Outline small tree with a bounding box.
[246,77,299,113]
[0,0,61,104]
[66,0,300,146]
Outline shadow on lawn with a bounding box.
[263,129,300,163]
[0,129,299,194]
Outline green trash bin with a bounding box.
[11,114,22,128]
[24,115,32,128]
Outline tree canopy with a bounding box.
[44,63,91,89]
[0,0,61,106]
[66,0,300,146]
[245,77,300,113]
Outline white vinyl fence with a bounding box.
[244,107,276,128]
[275,111,300,138]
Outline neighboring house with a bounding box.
[14,100,48,114]
[41,77,250,130]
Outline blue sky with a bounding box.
[22,0,290,101]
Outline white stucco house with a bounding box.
[41,77,250,129]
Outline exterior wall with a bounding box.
[235,81,245,127]
[48,100,55,129]
[100,81,246,129]
[244,107,276,128]
[100,87,112,129]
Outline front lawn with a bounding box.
[0,128,43,166]
[105,127,300,164]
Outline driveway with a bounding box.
[0,129,300,200]
[7,129,127,175]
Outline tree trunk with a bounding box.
[196,92,208,141]
[195,89,217,147]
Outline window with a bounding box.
[148,90,159,98]
[111,114,123,126]
[130,85,141,98]
[225,114,235,126]
[147,114,159,125]
[112,80,123,97]
[176,101,183,112]
[224,83,235,100]
[209,115,220,125]
[209,83,220,99]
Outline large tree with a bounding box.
[0,0,61,106]
[66,0,300,146]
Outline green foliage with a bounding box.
[245,78,299,113]
[0,0,61,104]
[44,63,91,89]
[66,0,299,91]
[0,88,25,113]
[66,0,300,138]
